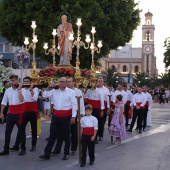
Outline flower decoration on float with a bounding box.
[38,66,91,78]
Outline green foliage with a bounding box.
[0,0,140,68]
[101,67,122,87]
[163,37,170,68]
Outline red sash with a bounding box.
[54,109,72,117]
[126,100,131,105]
[111,101,115,109]
[135,102,145,109]
[9,104,25,124]
[25,102,38,113]
[82,127,94,135]
[86,99,101,109]
[145,101,149,107]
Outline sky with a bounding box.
[133,0,170,74]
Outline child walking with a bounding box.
[109,94,126,144]
[80,104,98,167]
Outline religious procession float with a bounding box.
[21,15,103,88]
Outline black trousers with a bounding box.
[20,112,37,150]
[142,106,148,129]
[81,134,95,163]
[130,108,144,131]
[4,114,20,151]
[124,104,130,128]
[159,95,165,104]
[70,116,78,152]
[45,115,71,155]
[98,113,106,138]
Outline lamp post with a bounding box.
[24,21,38,77]
[89,26,102,78]
[68,18,91,77]
[43,29,59,67]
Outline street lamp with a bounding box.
[24,21,38,77]
[68,18,91,77]
[43,29,60,67]
[90,26,102,78]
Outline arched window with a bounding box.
[147,19,150,25]
[134,65,139,73]
[122,65,127,72]
[146,31,151,41]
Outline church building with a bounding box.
[98,11,158,82]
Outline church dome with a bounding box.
[145,11,153,16]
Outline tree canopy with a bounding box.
[163,37,170,68]
[0,0,141,68]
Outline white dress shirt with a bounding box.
[97,86,110,108]
[133,92,147,107]
[21,87,38,102]
[143,92,152,110]
[113,90,128,104]
[80,115,98,130]
[73,88,85,116]
[1,87,24,106]
[50,87,77,117]
[86,88,104,110]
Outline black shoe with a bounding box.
[19,150,26,156]
[9,145,19,151]
[71,151,76,156]
[80,162,86,167]
[98,137,103,141]
[39,154,50,160]
[126,129,132,132]
[30,146,36,152]
[139,131,142,134]
[0,150,9,155]
[89,161,94,165]
[51,150,60,155]
[62,154,69,160]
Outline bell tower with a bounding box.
[142,10,156,78]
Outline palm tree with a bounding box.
[133,72,150,86]
[101,67,122,87]
[159,73,170,87]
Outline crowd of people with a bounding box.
[0,74,164,167]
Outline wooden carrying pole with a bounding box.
[108,94,113,143]
[76,96,82,164]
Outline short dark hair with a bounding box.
[3,81,9,86]
[23,76,32,82]
[85,104,93,110]
[9,74,18,80]
[68,77,76,82]
[116,94,123,101]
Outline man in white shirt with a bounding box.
[52,77,85,156]
[0,75,24,155]
[39,77,77,160]
[127,85,147,133]
[10,76,39,155]
[85,83,104,143]
[142,85,152,130]
[96,78,110,141]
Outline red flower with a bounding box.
[69,70,75,75]
[84,71,89,75]
[49,71,54,75]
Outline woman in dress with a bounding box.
[109,94,126,144]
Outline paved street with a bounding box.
[0,103,170,170]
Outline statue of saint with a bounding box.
[57,15,73,65]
